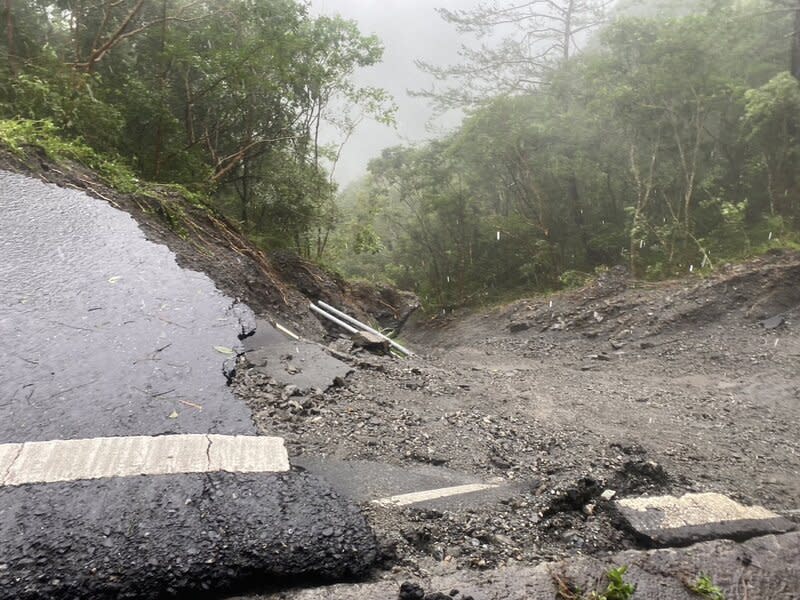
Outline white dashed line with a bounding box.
[0,434,289,487]
[373,483,500,507]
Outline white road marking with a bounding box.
[0,434,289,487]
[618,492,780,529]
[373,483,500,507]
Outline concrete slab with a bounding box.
[617,492,795,547]
[244,319,352,390]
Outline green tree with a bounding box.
[743,72,800,220]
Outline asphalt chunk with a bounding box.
[616,492,795,547]
[0,471,377,600]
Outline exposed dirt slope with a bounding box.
[234,251,800,587]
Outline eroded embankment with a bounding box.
[232,251,800,589]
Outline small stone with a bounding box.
[760,315,785,330]
[398,581,425,600]
[352,331,391,355]
[281,384,301,399]
[490,455,512,469]
[601,489,617,501]
[509,321,531,333]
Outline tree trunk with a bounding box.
[792,1,800,80]
[153,0,169,179]
[562,0,575,61]
[4,0,15,75]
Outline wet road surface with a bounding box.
[0,171,252,442]
[0,172,377,598]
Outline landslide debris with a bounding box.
[234,250,799,582]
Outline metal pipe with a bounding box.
[309,303,358,334]
[316,301,414,357]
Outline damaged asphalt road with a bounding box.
[0,472,376,600]
[0,171,377,599]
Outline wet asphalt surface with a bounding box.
[0,171,251,442]
[0,172,377,598]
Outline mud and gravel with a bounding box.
[242,531,800,599]
[233,251,800,593]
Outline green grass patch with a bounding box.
[688,574,725,600]
[557,565,637,600]
[0,118,221,238]
[0,118,141,192]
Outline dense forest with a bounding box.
[1,0,799,310]
[333,0,800,308]
[0,0,393,255]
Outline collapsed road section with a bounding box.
[0,171,377,599]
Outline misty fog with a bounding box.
[311,0,480,185]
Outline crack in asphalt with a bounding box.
[205,434,213,468]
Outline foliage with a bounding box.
[592,566,637,600]
[0,0,392,256]
[557,565,636,600]
[416,0,613,108]
[0,118,138,192]
[4,0,800,303]
[332,0,800,309]
[688,574,726,600]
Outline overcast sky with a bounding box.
[310,0,477,185]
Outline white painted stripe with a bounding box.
[617,492,779,529]
[373,483,500,507]
[0,434,289,487]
